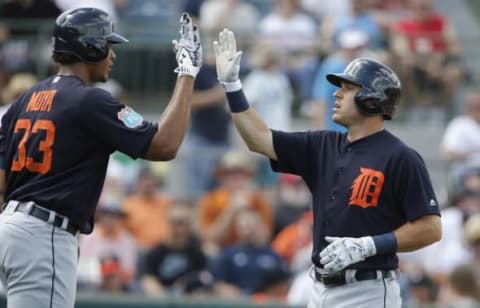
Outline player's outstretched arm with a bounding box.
[213,29,277,160]
[145,13,202,161]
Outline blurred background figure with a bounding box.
[0,72,37,120]
[140,200,211,297]
[78,203,137,292]
[242,44,294,198]
[257,0,319,106]
[462,213,480,280]
[99,255,131,294]
[212,209,289,299]
[0,0,61,75]
[199,0,259,51]
[271,174,311,236]
[272,211,313,274]
[54,0,127,23]
[440,264,480,308]
[320,0,385,52]
[122,166,171,277]
[197,151,272,258]
[391,0,463,119]
[441,89,480,171]
[243,43,294,132]
[170,47,231,201]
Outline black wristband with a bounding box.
[373,232,397,254]
[226,90,250,113]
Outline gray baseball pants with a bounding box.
[0,204,78,308]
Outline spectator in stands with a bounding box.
[198,151,273,257]
[213,209,288,298]
[243,44,294,132]
[320,0,385,52]
[272,211,313,273]
[391,0,463,112]
[122,166,171,250]
[55,0,127,23]
[199,0,260,50]
[78,203,137,291]
[440,264,480,308]
[0,0,61,21]
[140,200,210,296]
[257,0,319,103]
[172,49,231,201]
[0,0,61,73]
[301,0,351,24]
[309,28,371,131]
[271,174,310,236]
[0,72,37,120]
[99,255,131,294]
[181,0,206,23]
[463,213,480,280]
[407,271,439,306]
[251,264,291,304]
[398,165,480,281]
[243,44,294,196]
[259,0,318,52]
[441,89,480,171]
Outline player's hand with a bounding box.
[213,29,242,83]
[319,236,377,272]
[172,12,203,78]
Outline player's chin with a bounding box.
[332,115,347,126]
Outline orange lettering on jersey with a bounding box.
[26,90,56,112]
[348,167,385,208]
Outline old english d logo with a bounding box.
[349,167,384,208]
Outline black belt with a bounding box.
[314,269,395,288]
[3,201,78,236]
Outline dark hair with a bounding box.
[52,52,81,64]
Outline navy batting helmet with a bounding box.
[53,7,128,63]
[326,58,402,120]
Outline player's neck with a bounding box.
[57,64,92,84]
[347,120,384,142]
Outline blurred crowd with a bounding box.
[0,0,480,307]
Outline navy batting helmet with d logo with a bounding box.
[53,7,128,63]
[326,58,402,120]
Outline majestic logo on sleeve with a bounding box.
[349,167,385,208]
[117,106,143,128]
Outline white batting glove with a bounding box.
[319,236,377,273]
[172,13,203,78]
[213,29,242,88]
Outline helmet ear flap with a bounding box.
[355,92,384,116]
[79,36,109,61]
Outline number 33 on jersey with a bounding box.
[12,90,56,175]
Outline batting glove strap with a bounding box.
[221,80,242,92]
[174,65,200,78]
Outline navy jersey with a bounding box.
[0,75,157,233]
[271,129,440,269]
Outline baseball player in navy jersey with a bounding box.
[0,8,202,308]
[213,29,442,307]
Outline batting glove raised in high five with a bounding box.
[319,236,377,273]
[172,12,202,78]
[213,29,243,90]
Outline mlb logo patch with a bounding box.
[117,106,143,128]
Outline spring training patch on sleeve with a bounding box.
[117,106,144,128]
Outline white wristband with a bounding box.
[221,80,242,92]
